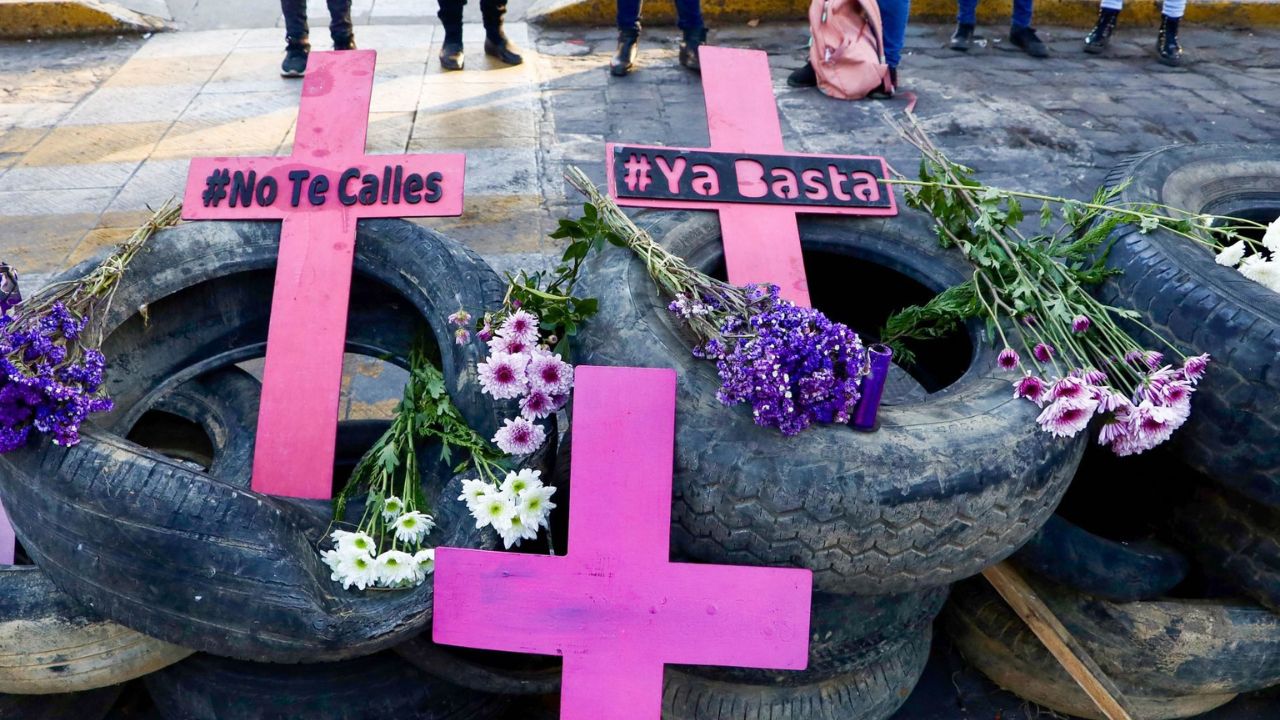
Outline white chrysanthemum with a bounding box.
[376,550,419,587]
[381,496,405,521]
[1263,216,1280,253]
[516,485,557,528]
[393,511,436,544]
[498,513,540,549]
[1215,240,1247,268]
[331,529,376,556]
[334,553,380,591]
[476,351,530,400]
[457,478,493,511]
[321,549,344,573]
[473,489,517,531]
[1239,256,1280,293]
[414,548,435,579]
[500,468,543,497]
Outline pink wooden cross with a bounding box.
[606,46,897,307]
[181,50,465,499]
[0,498,13,565]
[434,365,813,719]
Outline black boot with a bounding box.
[611,29,640,76]
[1009,25,1049,57]
[678,26,707,72]
[484,32,524,65]
[787,61,817,87]
[950,23,974,51]
[440,27,464,70]
[1157,14,1182,66]
[280,37,309,78]
[1083,8,1118,53]
[868,66,898,99]
[333,33,356,51]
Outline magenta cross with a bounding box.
[181,51,465,499]
[434,366,813,719]
[0,498,13,565]
[606,46,897,307]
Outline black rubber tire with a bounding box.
[1172,484,1280,614]
[1012,514,1189,602]
[572,209,1085,594]
[660,589,947,720]
[144,651,509,720]
[0,685,123,720]
[945,574,1280,715]
[0,219,543,663]
[0,368,263,694]
[1098,144,1280,507]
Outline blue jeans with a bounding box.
[957,0,1034,28]
[616,0,704,32]
[281,0,352,44]
[878,0,910,68]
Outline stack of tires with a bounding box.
[944,144,1280,720]
[571,209,1088,719]
[0,220,548,719]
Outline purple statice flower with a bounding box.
[667,292,712,320]
[1071,315,1092,333]
[1033,342,1055,363]
[710,294,866,436]
[492,416,546,456]
[997,348,1020,371]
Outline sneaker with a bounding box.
[280,43,308,78]
[787,61,817,87]
[1009,26,1049,57]
[950,23,975,51]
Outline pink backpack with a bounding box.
[809,0,891,100]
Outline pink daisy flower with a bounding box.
[548,393,569,412]
[1181,353,1210,384]
[454,328,471,345]
[499,310,541,346]
[526,351,574,395]
[1050,376,1089,401]
[1143,351,1164,371]
[1097,417,1130,448]
[488,333,532,356]
[1013,376,1046,404]
[997,348,1020,371]
[1033,342,1055,363]
[493,417,546,456]
[1071,315,1092,333]
[1036,396,1099,439]
[477,323,493,342]
[477,352,529,400]
[1082,368,1107,386]
[520,390,555,420]
[447,310,471,327]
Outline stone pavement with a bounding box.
[1,19,1278,415]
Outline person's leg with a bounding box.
[1010,0,1032,29]
[611,0,643,76]
[1157,0,1185,65]
[438,0,466,69]
[327,0,354,48]
[878,0,909,70]
[1008,0,1048,56]
[1084,0,1122,53]
[950,0,977,50]
[280,0,310,77]
[675,0,706,71]
[481,0,523,64]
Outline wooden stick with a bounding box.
[981,562,1140,720]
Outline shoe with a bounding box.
[484,36,524,65]
[787,61,817,87]
[280,40,308,78]
[678,27,707,72]
[1157,14,1182,66]
[868,66,898,99]
[950,23,975,51]
[440,40,465,70]
[1009,25,1049,57]
[1083,8,1118,53]
[610,29,640,76]
[333,34,356,51]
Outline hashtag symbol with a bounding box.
[623,153,652,192]
[202,168,230,207]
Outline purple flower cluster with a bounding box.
[0,301,113,451]
[685,285,869,436]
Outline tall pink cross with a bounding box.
[0,498,14,565]
[606,46,897,307]
[434,365,813,719]
[181,51,465,499]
